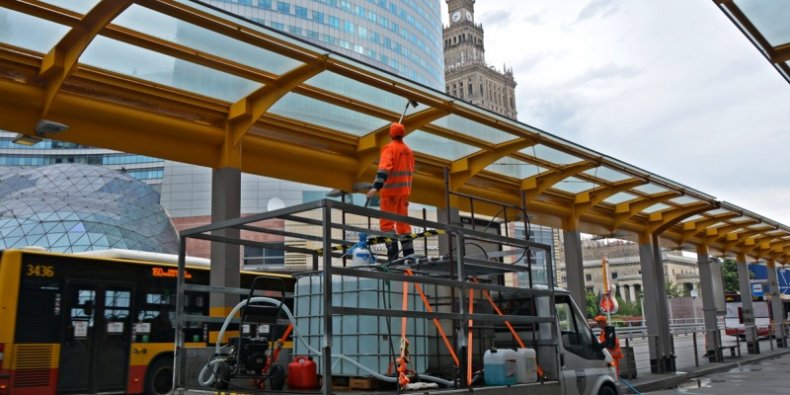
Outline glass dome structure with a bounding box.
[0,164,179,253]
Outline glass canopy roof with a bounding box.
[0,0,788,262]
[719,0,790,84]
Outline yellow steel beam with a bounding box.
[649,201,715,235]
[520,161,598,201]
[38,0,133,117]
[355,106,451,178]
[680,212,740,241]
[723,227,773,252]
[705,221,758,238]
[767,243,790,262]
[573,178,645,216]
[450,138,537,190]
[744,236,784,258]
[772,44,790,63]
[611,191,680,230]
[228,57,328,146]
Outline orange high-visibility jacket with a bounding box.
[373,140,414,197]
[599,330,623,360]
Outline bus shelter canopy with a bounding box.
[1,0,789,263]
[716,0,790,84]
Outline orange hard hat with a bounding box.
[594,315,608,324]
[389,122,405,138]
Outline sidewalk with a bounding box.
[618,346,790,393]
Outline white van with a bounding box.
[487,289,619,395]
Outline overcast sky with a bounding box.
[441,0,790,226]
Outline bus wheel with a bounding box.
[145,357,173,395]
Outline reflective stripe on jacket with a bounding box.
[375,140,414,197]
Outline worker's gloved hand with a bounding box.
[366,188,378,198]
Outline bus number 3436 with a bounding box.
[25,264,55,277]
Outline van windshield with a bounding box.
[556,294,604,360]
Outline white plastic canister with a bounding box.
[483,348,518,386]
[515,348,537,383]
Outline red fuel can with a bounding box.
[287,356,318,389]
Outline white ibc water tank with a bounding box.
[515,348,537,383]
[293,273,430,376]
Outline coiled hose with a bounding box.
[198,297,453,387]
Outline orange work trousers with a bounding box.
[379,195,411,234]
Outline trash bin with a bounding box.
[619,346,637,379]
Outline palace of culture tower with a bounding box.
[443,0,518,120]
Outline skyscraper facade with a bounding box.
[204,0,445,90]
[1,1,445,264]
[443,0,517,119]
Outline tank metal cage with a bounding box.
[174,199,562,394]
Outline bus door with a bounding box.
[58,282,134,394]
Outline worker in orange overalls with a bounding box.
[594,315,623,376]
[366,122,415,261]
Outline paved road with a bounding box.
[645,352,790,394]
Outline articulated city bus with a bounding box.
[0,248,292,395]
[723,292,771,338]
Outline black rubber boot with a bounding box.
[401,240,414,257]
[386,241,399,261]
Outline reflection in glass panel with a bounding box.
[583,166,631,183]
[40,0,99,14]
[405,131,479,161]
[268,93,387,135]
[603,192,637,205]
[113,5,301,76]
[81,36,262,102]
[670,196,700,205]
[485,157,545,179]
[680,214,703,223]
[106,290,131,307]
[305,71,412,114]
[642,203,670,214]
[705,208,732,216]
[0,9,70,53]
[430,115,516,144]
[520,144,582,165]
[171,0,325,54]
[708,222,728,230]
[632,183,668,195]
[735,0,790,46]
[551,177,595,194]
[78,290,96,304]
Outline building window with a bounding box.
[244,245,285,267]
[611,272,618,279]
[312,10,324,24]
[258,0,272,9]
[276,1,290,14]
[585,274,592,281]
[295,6,308,18]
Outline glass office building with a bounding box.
[203,0,445,90]
[0,164,179,253]
[0,131,166,192]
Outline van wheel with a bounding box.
[145,357,173,395]
[598,383,618,395]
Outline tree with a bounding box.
[585,291,599,318]
[664,281,682,297]
[722,258,740,292]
